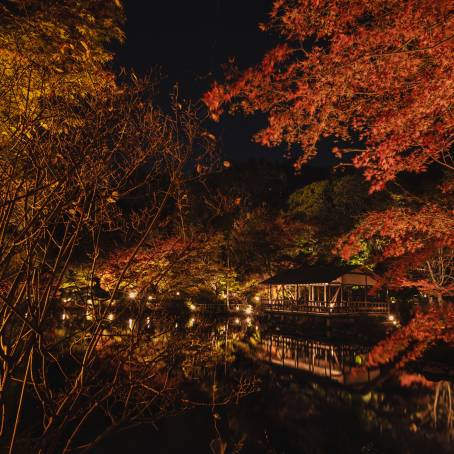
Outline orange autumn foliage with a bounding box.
[337,203,454,297]
[367,305,454,368]
[205,0,453,190]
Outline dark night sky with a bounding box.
[114,0,333,167]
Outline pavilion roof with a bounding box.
[261,264,360,285]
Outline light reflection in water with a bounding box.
[50,308,452,452]
[257,332,380,385]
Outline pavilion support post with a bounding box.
[365,275,368,303]
[269,336,272,362]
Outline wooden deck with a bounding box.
[261,299,389,317]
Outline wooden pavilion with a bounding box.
[260,265,389,316]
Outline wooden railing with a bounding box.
[261,299,389,316]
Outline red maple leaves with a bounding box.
[367,305,454,368]
[204,0,454,190]
[337,203,454,297]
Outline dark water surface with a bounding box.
[78,313,453,454]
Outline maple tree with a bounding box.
[205,0,453,187]
[367,304,454,367]
[205,0,454,298]
[337,201,454,298]
[99,232,234,301]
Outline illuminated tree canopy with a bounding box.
[205,0,454,298]
[0,0,124,139]
[205,0,453,189]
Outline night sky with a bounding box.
[114,0,333,167]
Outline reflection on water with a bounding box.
[257,333,381,385]
[50,307,452,454]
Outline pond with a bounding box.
[10,308,453,453]
[54,309,451,454]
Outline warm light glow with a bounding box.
[107,313,115,321]
[176,291,181,296]
[128,291,137,299]
[253,296,260,302]
[235,305,240,311]
[234,317,240,325]
[244,305,253,315]
[388,314,395,321]
[128,318,134,329]
[85,309,93,321]
[245,316,252,325]
[187,317,195,328]
[189,303,196,311]
[61,311,68,321]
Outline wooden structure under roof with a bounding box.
[260,265,389,317]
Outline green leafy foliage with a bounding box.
[287,174,388,262]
